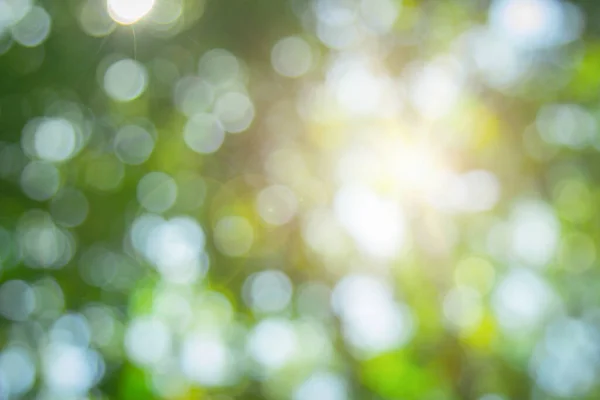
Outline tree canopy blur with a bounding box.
[1,0,600,399]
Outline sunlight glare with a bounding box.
[489,0,582,50]
[107,0,156,25]
[334,185,406,259]
[386,140,446,196]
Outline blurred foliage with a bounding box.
[2,0,600,399]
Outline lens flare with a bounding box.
[107,0,155,25]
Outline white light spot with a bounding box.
[0,346,36,396]
[360,0,399,34]
[536,104,597,149]
[466,27,529,90]
[428,170,501,213]
[510,200,559,268]
[383,140,445,194]
[50,313,91,348]
[492,268,556,334]
[332,275,414,356]
[198,49,240,86]
[11,6,51,47]
[243,270,293,314]
[317,19,364,50]
[329,56,396,116]
[294,371,348,400]
[145,217,206,284]
[180,333,235,387]
[247,318,297,370]
[125,316,171,366]
[531,318,597,397]
[408,59,463,120]
[213,92,255,134]
[34,118,77,162]
[130,213,164,254]
[183,113,225,154]
[489,0,583,50]
[0,0,33,28]
[459,170,501,212]
[103,58,148,102]
[271,36,313,78]
[334,185,405,259]
[42,343,102,396]
[107,0,156,25]
[315,0,357,25]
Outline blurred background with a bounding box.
[0,0,600,399]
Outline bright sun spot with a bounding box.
[107,0,156,25]
[384,139,446,195]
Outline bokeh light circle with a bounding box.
[103,59,148,102]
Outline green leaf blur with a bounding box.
[0,0,599,399]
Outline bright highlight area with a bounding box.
[107,0,156,25]
[4,0,600,399]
